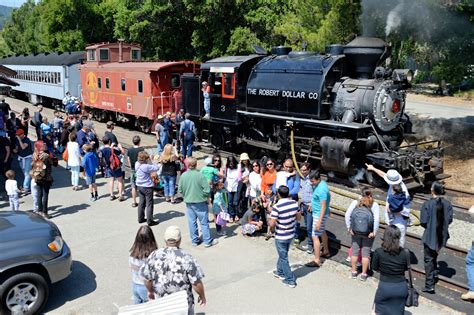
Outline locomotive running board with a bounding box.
[237,110,371,130]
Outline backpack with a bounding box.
[109,148,121,171]
[31,158,47,182]
[350,206,374,235]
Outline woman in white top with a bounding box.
[129,225,157,304]
[225,155,241,223]
[248,160,262,201]
[345,188,380,281]
[237,152,252,217]
[67,133,82,190]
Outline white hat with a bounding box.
[158,115,163,120]
[164,225,181,241]
[383,169,403,185]
[201,81,208,85]
[205,157,213,165]
[240,152,250,161]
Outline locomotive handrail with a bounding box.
[398,140,442,149]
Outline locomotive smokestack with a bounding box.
[344,37,389,79]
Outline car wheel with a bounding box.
[0,272,49,315]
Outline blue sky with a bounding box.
[2,0,29,8]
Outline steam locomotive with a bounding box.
[182,37,444,188]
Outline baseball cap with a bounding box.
[164,225,181,241]
[106,121,115,127]
[16,129,25,136]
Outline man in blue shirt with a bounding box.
[305,170,330,268]
[179,113,195,158]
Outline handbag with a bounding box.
[62,147,69,161]
[405,249,419,307]
[216,212,228,227]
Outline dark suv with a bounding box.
[0,211,72,314]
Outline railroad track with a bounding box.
[329,209,468,293]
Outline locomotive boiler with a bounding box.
[182,37,444,188]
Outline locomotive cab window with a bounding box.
[121,79,126,91]
[99,49,109,61]
[131,49,141,61]
[106,77,110,89]
[87,49,96,61]
[222,73,235,98]
[137,79,143,93]
[97,77,102,89]
[171,73,180,89]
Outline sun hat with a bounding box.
[157,115,163,120]
[240,152,250,161]
[164,226,181,241]
[383,169,403,185]
[204,157,213,165]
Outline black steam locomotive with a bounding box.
[182,37,444,188]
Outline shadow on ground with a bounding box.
[44,260,97,312]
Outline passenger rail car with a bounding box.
[79,42,199,132]
[0,52,83,107]
[182,37,444,188]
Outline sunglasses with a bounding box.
[266,163,274,166]
[253,164,260,167]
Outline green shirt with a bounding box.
[178,169,210,203]
[200,165,219,183]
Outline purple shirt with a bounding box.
[135,161,160,187]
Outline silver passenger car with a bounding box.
[0,52,83,107]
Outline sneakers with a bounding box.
[345,256,351,263]
[351,271,358,279]
[204,239,219,248]
[90,196,95,202]
[461,291,474,301]
[421,287,435,294]
[297,245,314,254]
[282,280,296,288]
[216,231,226,237]
[359,273,368,282]
[272,270,285,280]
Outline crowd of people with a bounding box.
[1,96,473,314]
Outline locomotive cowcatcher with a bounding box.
[80,42,199,132]
[182,37,444,188]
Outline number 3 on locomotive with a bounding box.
[220,105,225,112]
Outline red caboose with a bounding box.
[80,42,199,131]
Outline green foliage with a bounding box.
[0,5,14,30]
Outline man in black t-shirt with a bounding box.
[0,97,11,116]
[105,121,119,146]
[127,135,144,207]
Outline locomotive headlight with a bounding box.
[392,69,413,83]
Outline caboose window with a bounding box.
[87,49,96,61]
[171,73,180,89]
[106,77,110,89]
[222,73,235,98]
[98,77,102,89]
[121,79,126,91]
[131,49,141,61]
[99,49,109,61]
[137,80,143,93]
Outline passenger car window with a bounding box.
[98,77,102,89]
[87,49,96,61]
[131,49,141,61]
[99,49,109,61]
[121,79,126,91]
[106,77,110,89]
[171,73,180,89]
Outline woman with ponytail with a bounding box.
[420,181,453,293]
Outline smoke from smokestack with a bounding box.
[385,2,403,36]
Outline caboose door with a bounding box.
[181,74,201,116]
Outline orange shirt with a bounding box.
[261,169,277,195]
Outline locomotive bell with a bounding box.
[271,46,292,56]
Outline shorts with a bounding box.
[312,215,328,237]
[130,171,137,189]
[351,234,374,258]
[105,168,123,179]
[85,174,96,185]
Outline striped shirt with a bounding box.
[270,198,299,240]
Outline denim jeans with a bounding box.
[275,238,296,285]
[227,191,238,218]
[186,202,213,245]
[162,175,176,197]
[467,246,474,291]
[301,203,313,247]
[37,181,51,215]
[70,166,80,186]
[182,139,193,158]
[132,283,148,304]
[138,186,154,224]
[19,156,32,190]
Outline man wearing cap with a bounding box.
[366,164,411,246]
[13,129,33,193]
[105,121,119,146]
[178,157,218,247]
[140,226,207,313]
[154,115,168,155]
[201,81,211,119]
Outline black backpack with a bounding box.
[350,206,374,235]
